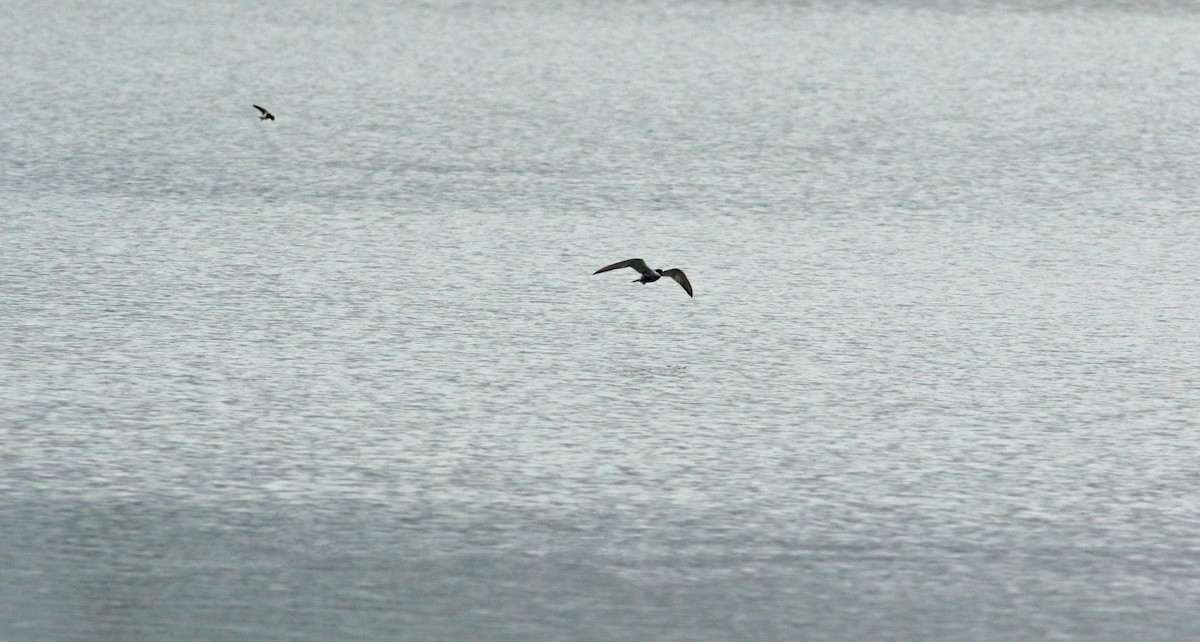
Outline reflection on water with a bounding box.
[2,0,1200,640]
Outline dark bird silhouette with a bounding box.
[593,258,693,297]
[253,104,274,121]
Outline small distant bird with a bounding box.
[593,258,693,297]
[253,104,274,121]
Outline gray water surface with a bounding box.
[2,1,1199,640]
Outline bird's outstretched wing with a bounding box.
[661,269,693,297]
[253,104,273,119]
[593,258,649,275]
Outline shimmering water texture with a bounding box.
[2,1,1199,640]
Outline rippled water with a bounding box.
[3,1,1199,640]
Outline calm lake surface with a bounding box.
[2,0,1199,639]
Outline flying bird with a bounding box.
[593,258,693,297]
[253,104,274,121]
